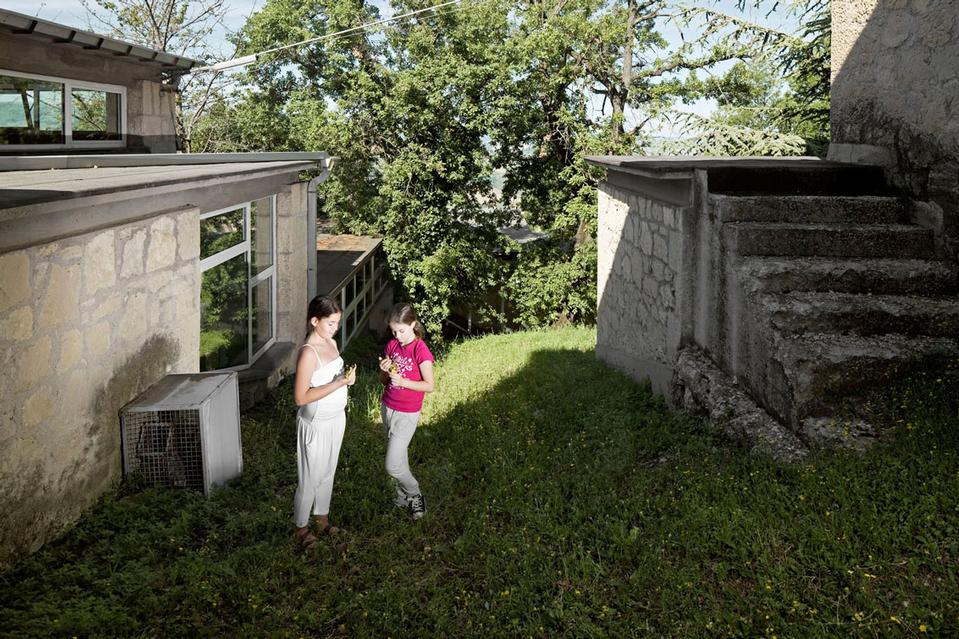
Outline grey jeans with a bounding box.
[381,404,422,502]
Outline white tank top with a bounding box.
[297,343,347,421]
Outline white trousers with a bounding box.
[293,411,346,528]
[382,404,421,502]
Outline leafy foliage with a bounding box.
[187,0,831,331]
[671,0,831,156]
[666,111,808,156]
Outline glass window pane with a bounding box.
[200,253,249,371]
[201,208,245,260]
[357,260,367,292]
[344,277,355,309]
[0,74,64,144]
[252,277,273,355]
[71,88,121,141]
[250,196,274,275]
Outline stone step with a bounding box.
[757,291,959,338]
[711,194,907,224]
[738,257,959,295]
[724,222,937,259]
[673,346,808,462]
[768,332,959,429]
[707,163,888,196]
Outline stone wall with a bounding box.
[596,182,688,395]
[830,0,959,257]
[0,206,200,569]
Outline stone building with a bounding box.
[0,8,190,153]
[588,0,959,459]
[830,0,959,260]
[0,11,355,569]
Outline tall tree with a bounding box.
[201,0,822,331]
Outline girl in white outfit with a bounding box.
[292,295,356,550]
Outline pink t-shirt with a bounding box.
[381,338,434,413]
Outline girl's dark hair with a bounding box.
[306,295,342,337]
[388,302,424,339]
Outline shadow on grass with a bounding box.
[1,332,957,638]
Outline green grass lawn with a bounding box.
[1,327,957,637]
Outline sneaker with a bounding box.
[409,494,426,520]
[393,494,409,509]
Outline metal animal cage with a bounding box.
[120,372,242,496]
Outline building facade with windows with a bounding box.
[0,8,195,153]
[0,12,335,569]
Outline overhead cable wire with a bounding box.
[194,0,464,72]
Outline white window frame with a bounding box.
[336,247,388,350]
[0,68,127,150]
[199,195,278,371]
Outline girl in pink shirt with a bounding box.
[378,303,435,519]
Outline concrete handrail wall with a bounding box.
[588,156,885,401]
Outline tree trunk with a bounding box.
[611,0,637,147]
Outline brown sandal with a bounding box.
[294,527,319,551]
[310,516,341,536]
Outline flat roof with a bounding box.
[0,8,202,72]
[0,152,330,172]
[316,234,382,296]
[0,159,324,210]
[584,156,865,178]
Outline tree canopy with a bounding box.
[186,0,830,334]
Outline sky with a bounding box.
[6,0,799,138]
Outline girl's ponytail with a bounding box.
[388,302,424,338]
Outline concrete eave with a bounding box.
[586,156,705,207]
[315,234,383,296]
[585,156,886,207]
[585,155,699,180]
[0,152,333,172]
[585,155,845,177]
[0,159,334,252]
[0,8,202,72]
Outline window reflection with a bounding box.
[200,253,249,371]
[251,196,274,275]
[201,208,244,260]
[71,89,121,141]
[252,278,272,356]
[0,74,64,144]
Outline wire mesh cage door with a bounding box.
[121,410,204,491]
[120,372,241,496]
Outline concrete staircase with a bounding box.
[708,174,959,448]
